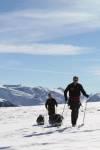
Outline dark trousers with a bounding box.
[69,100,80,126]
[71,107,79,126]
[48,108,55,116]
[48,108,56,124]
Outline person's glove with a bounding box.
[86,94,89,98]
[65,99,67,104]
[65,97,68,103]
[67,99,71,106]
[79,102,82,107]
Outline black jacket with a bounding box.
[45,98,58,115]
[64,82,89,102]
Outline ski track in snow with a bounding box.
[0,102,100,150]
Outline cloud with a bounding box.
[94,71,100,76]
[92,69,100,76]
[0,4,100,44]
[0,43,89,55]
[89,66,100,76]
[92,70,100,76]
[0,66,71,76]
[45,0,100,13]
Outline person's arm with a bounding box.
[52,99,58,107]
[64,85,70,102]
[80,84,89,98]
[55,100,58,107]
[45,100,48,109]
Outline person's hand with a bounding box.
[67,99,70,106]
[86,94,89,98]
[65,98,67,104]
[79,102,82,107]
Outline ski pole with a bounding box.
[82,95,92,125]
[82,96,91,125]
[82,101,88,125]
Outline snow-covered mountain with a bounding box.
[0,85,100,106]
[0,85,64,106]
[88,93,100,102]
[0,98,16,107]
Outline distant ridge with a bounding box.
[0,85,99,107]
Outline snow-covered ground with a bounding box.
[0,102,100,150]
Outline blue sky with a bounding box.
[0,0,100,93]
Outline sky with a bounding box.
[0,0,100,93]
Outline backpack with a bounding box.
[49,114,63,126]
[36,115,44,125]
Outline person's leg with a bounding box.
[74,102,80,125]
[75,108,79,121]
[71,108,76,126]
[71,108,79,126]
[49,115,52,124]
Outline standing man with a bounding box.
[64,76,89,127]
[45,93,58,124]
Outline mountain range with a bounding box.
[0,85,100,107]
